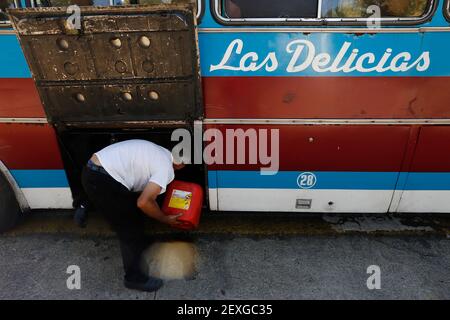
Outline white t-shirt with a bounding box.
[95,140,174,193]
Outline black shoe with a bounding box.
[74,205,88,228]
[124,276,163,293]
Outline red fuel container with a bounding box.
[162,180,204,230]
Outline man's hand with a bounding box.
[163,213,184,226]
[137,182,170,224]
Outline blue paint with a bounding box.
[1,1,450,78]
[9,169,450,191]
[2,31,447,78]
[199,32,441,77]
[11,170,69,188]
[403,172,450,190]
[208,170,218,188]
[208,171,450,191]
[0,35,31,78]
[211,171,399,190]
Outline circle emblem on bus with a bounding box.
[297,172,317,189]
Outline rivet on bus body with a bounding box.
[110,37,122,48]
[122,92,133,101]
[148,91,159,101]
[57,38,69,51]
[138,36,151,48]
[308,137,314,143]
[75,93,85,102]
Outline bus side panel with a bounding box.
[0,33,71,209]
[203,76,450,119]
[397,126,450,213]
[0,78,44,118]
[0,122,71,209]
[206,124,411,213]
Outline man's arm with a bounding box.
[137,182,182,226]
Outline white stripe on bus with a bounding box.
[21,188,73,209]
[0,118,48,124]
[212,188,450,213]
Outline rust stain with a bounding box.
[282,92,296,104]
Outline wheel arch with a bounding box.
[0,161,30,213]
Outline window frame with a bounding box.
[212,0,438,27]
[444,0,450,22]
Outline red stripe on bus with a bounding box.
[0,123,63,169]
[3,76,449,119]
[203,77,450,119]
[205,124,411,172]
[410,126,450,172]
[0,78,44,118]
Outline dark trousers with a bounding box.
[81,166,148,281]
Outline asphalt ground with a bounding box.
[0,211,449,300]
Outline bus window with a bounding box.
[223,0,318,19]
[219,0,433,23]
[125,0,195,3]
[321,0,430,18]
[31,0,202,21]
[118,0,200,18]
[445,0,450,22]
[33,0,110,6]
[0,0,17,22]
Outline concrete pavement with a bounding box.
[0,211,449,300]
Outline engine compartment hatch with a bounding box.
[8,5,202,127]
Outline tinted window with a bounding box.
[224,0,318,19]
[222,0,431,20]
[322,0,430,18]
[34,0,196,6]
[34,0,110,5]
[117,0,196,6]
[0,0,17,22]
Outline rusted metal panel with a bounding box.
[8,5,202,126]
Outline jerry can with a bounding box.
[162,181,204,230]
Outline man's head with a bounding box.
[172,150,189,171]
[173,162,186,171]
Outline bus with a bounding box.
[1,0,450,233]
